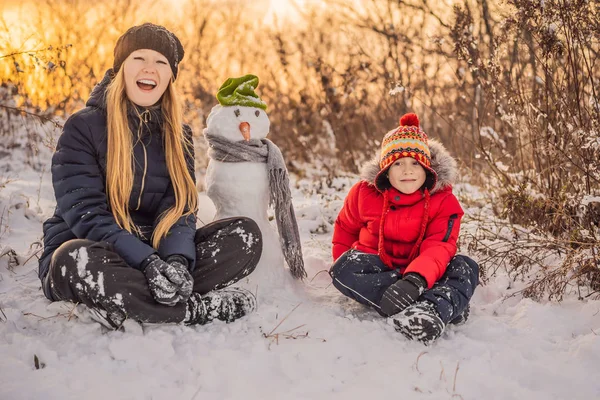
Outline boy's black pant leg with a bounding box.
[329,249,400,311]
[420,255,479,324]
[46,217,262,327]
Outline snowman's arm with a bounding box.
[154,125,197,267]
[332,182,364,261]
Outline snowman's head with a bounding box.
[205,104,270,142]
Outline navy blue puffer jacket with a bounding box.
[39,70,197,300]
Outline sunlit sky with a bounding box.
[0,0,305,20]
[166,0,315,23]
[161,0,312,21]
[265,0,309,21]
[0,0,315,46]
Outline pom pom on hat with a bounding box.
[400,113,419,128]
[216,74,267,110]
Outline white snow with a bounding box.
[0,119,599,400]
[581,195,600,206]
[231,226,257,249]
[70,247,89,278]
[389,85,405,96]
[479,126,502,144]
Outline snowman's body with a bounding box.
[206,161,269,222]
[204,105,290,290]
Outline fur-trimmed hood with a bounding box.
[359,139,458,195]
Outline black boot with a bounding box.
[185,288,257,325]
[449,304,470,326]
[391,301,445,345]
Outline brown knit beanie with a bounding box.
[113,23,184,80]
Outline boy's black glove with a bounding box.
[379,273,427,317]
[143,254,193,306]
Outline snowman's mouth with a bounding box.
[137,79,157,91]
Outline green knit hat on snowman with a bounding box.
[216,74,267,110]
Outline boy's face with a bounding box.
[387,157,427,194]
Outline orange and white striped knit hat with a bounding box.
[375,113,437,191]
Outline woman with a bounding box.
[38,23,261,329]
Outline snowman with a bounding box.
[203,75,306,293]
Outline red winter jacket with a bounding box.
[332,139,463,288]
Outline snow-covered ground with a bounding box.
[0,122,599,400]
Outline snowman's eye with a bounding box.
[255,110,260,117]
[234,109,240,117]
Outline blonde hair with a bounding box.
[105,69,197,249]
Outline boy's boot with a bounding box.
[391,300,445,345]
[449,304,470,326]
[184,287,257,325]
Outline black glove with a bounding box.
[379,273,427,317]
[166,255,193,302]
[143,254,189,306]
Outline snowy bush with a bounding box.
[451,0,599,299]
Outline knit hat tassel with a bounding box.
[378,191,393,267]
[407,189,431,263]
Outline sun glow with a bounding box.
[268,0,304,17]
[263,0,319,24]
[1,1,38,49]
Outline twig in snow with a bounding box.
[23,247,43,265]
[191,385,203,400]
[414,351,428,374]
[67,303,79,322]
[261,303,326,347]
[584,290,600,299]
[309,269,330,283]
[23,312,53,320]
[33,354,45,370]
[0,205,9,243]
[265,303,302,337]
[23,311,72,321]
[439,361,446,382]
[262,324,312,347]
[453,362,460,392]
[0,304,7,322]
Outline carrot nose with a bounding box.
[239,122,251,141]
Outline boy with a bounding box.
[330,113,479,345]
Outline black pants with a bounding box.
[329,250,479,324]
[46,217,262,324]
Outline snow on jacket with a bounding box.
[38,70,196,300]
[332,139,463,288]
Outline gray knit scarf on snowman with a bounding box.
[204,133,306,279]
